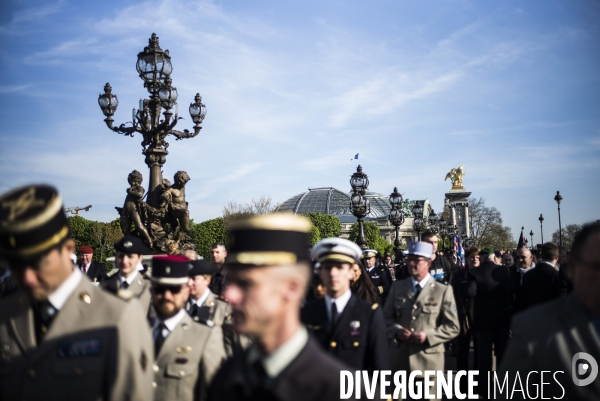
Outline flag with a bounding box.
[517,229,527,249]
[456,236,465,266]
[350,153,358,161]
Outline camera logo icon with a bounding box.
[572,352,598,386]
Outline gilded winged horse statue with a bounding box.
[444,165,466,189]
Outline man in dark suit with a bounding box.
[500,221,600,400]
[301,238,390,372]
[511,245,563,313]
[78,245,108,283]
[207,214,359,401]
[463,246,512,394]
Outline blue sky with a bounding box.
[1,0,599,243]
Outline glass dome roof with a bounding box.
[277,187,393,219]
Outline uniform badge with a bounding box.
[350,321,360,336]
[57,339,102,358]
[206,320,215,328]
[175,357,188,364]
[428,297,434,302]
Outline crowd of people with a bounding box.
[0,184,598,400]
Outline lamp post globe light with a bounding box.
[388,187,405,263]
[98,33,206,208]
[350,165,370,250]
[412,200,425,241]
[554,191,563,248]
[428,210,439,234]
[529,230,534,249]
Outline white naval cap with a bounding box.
[362,249,378,259]
[407,242,434,259]
[311,237,362,265]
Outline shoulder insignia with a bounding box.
[372,303,379,310]
[306,325,322,331]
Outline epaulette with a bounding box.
[372,303,379,310]
[117,289,135,301]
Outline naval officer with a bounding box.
[0,184,153,400]
[301,237,390,371]
[150,255,226,401]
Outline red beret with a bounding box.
[79,245,94,254]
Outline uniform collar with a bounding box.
[48,267,82,311]
[324,288,352,318]
[154,308,186,332]
[247,326,309,378]
[411,273,431,291]
[191,289,211,307]
[119,270,139,285]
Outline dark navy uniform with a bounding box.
[301,294,390,371]
[366,264,391,304]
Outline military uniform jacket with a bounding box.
[206,336,353,401]
[301,295,390,371]
[383,277,460,373]
[186,290,231,328]
[152,312,226,401]
[0,275,154,401]
[499,293,600,400]
[366,264,391,304]
[101,272,152,314]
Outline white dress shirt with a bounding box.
[411,273,431,294]
[324,288,352,322]
[247,326,309,378]
[48,267,83,311]
[153,308,186,340]
[119,270,139,287]
[190,289,211,307]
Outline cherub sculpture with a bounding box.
[163,171,191,241]
[444,164,466,189]
[117,170,153,247]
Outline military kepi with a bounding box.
[114,235,148,254]
[189,259,217,277]
[0,184,69,261]
[227,213,311,266]
[152,255,190,285]
[407,241,434,259]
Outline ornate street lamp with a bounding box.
[428,210,439,234]
[388,187,405,262]
[98,33,206,207]
[554,191,563,248]
[412,200,424,241]
[529,230,534,249]
[539,214,544,244]
[350,165,370,249]
[438,217,448,251]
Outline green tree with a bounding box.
[468,197,516,249]
[304,213,342,239]
[308,225,321,246]
[68,216,123,268]
[551,224,581,251]
[190,218,227,260]
[349,221,393,255]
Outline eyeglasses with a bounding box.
[152,285,183,294]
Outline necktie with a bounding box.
[250,360,268,391]
[34,300,58,342]
[154,323,167,357]
[330,300,338,326]
[121,281,129,290]
[414,284,422,300]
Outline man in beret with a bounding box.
[150,255,225,401]
[363,249,392,305]
[383,241,459,400]
[78,245,108,283]
[101,235,152,314]
[207,214,357,401]
[301,237,390,371]
[0,184,153,400]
